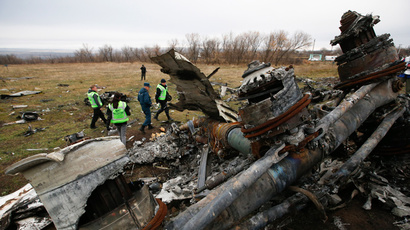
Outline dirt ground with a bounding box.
[274,196,400,230]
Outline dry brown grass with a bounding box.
[0,61,337,195]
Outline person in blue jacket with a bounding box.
[138,82,154,133]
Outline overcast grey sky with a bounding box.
[0,0,409,51]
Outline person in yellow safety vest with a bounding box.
[106,92,131,145]
[154,79,172,121]
[87,84,108,129]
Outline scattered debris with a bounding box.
[2,119,26,126]
[22,112,39,121]
[26,148,49,151]
[40,99,54,103]
[64,130,86,145]
[12,105,28,109]
[24,125,45,137]
[1,90,41,99]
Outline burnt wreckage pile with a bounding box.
[2,10,410,230]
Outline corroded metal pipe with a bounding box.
[233,195,308,230]
[226,127,252,155]
[329,106,406,184]
[233,191,328,230]
[329,79,398,150]
[315,82,379,138]
[180,143,286,230]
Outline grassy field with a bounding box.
[0,61,338,195]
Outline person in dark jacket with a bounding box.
[87,84,108,129]
[138,82,154,133]
[106,92,131,145]
[140,65,147,81]
[154,79,172,121]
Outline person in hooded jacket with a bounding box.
[106,92,131,145]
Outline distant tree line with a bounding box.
[1,30,409,66]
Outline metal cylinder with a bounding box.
[226,127,252,155]
[329,106,406,184]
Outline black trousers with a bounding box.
[91,108,107,128]
[155,100,170,119]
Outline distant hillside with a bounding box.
[0,48,75,59]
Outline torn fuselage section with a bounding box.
[5,137,160,230]
[151,49,223,120]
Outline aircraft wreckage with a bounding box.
[2,10,410,230]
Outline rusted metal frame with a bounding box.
[288,186,327,222]
[244,97,310,138]
[259,109,310,140]
[245,99,310,138]
[212,122,241,149]
[335,61,405,89]
[241,94,310,137]
[179,143,286,230]
[279,131,320,155]
[142,198,167,230]
[242,94,310,133]
[328,106,406,185]
[315,82,379,139]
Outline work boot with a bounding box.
[139,125,146,133]
[153,115,159,121]
[148,124,154,130]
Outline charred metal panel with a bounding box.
[331,10,379,52]
[151,49,223,120]
[238,62,304,140]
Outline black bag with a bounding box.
[166,93,172,101]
